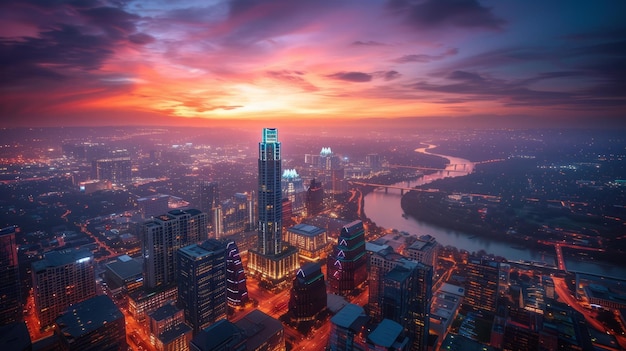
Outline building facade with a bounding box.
[226,241,249,307]
[177,239,227,334]
[93,157,132,183]
[288,262,327,322]
[142,209,208,289]
[285,223,330,262]
[0,226,21,326]
[327,220,368,295]
[465,258,500,313]
[32,248,96,329]
[54,295,126,351]
[248,128,298,285]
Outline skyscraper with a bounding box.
[465,257,500,313]
[381,262,432,351]
[199,181,219,234]
[248,128,298,285]
[225,241,249,307]
[327,220,368,295]
[177,239,227,335]
[0,226,21,326]
[306,179,324,217]
[288,262,327,322]
[142,209,208,289]
[32,248,96,329]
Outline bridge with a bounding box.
[349,181,437,195]
[387,164,470,174]
[538,240,606,272]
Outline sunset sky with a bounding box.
[1,0,625,128]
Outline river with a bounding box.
[363,144,626,279]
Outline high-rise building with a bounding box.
[327,220,368,295]
[93,157,132,183]
[32,248,96,329]
[0,226,22,326]
[366,154,382,172]
[248,128,298,285]
[225,241,249,307]
[288,262,326,322]
[281,169,306,216]
[305,179,324,217]
[199,181,219,233]
[177,239,227,335]
[54,295,126,351]
[381,262,432,351]
[142,209,208,289]
[366,242,408,322]
[328,304,369,351]
[465,258,499,313]
[222,193,250,236]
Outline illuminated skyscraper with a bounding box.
[177,239,227,335]
[225,241,249,307]
[0,226,21,326]
[465,257,499,313]
[327,220,368,295]
[32,248,96,329]
[248,128,298,285]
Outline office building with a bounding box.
[221,193,250,236]
[465,258,499,313]
[104,254,143,296]
[142,209,208,289]
[248,128,298,285]
[0,226,21,326]
[137,194,170,219]
[367,319,410,351]
[32,248,96,329]
[281,169,307,216]
[54,295,126,351]
[285,223,330,261]
[235,309,285,351]
[177,239,227,334]
[147,302,193,351]
[366,154,382,172]
[328,304,369,351]
[288,262,326,322]
[305,179,324,217]
[190,319,246,351]
[128,285,178,322]
[199,181,219,233]
[327,220,368,295]
[226,241,249,307]
[381,262,432,351]
[93,157,132,184]
[404,235,438,269]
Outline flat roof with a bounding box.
[159,323,192,344]
[56,295,123,338]
[105,256,142,280]
[288,223,325,236]
[149,303,180,322]
[368,319,403,348]
[32,248,93,273]
[331,303,366,330]
[235,309,283,350]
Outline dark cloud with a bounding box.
[327,71,373,82]
[372,70,401,81]
[0,0,146,89]
[411,69,626,108]
[128,32,155,45]
[393,48,458,63]
[388,0,505,31]
[352,40,386,46]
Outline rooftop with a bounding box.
[368,319,403,348]
[105,255,142,280]
[158,323,192,344]
[331,303,367,330]
[56,295,123,338]
[149,303,180,322]
[288,223,325,237]
[235,309,283,350]
[32,247,93,273]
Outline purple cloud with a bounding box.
[327,71,373,83]
[388,0,505,31]
[393,48,458,63]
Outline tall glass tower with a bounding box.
[248,128,298,285]
[258,127,282,255]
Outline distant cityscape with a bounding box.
[1,126,625,351]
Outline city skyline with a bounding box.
[1,1,625,129]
